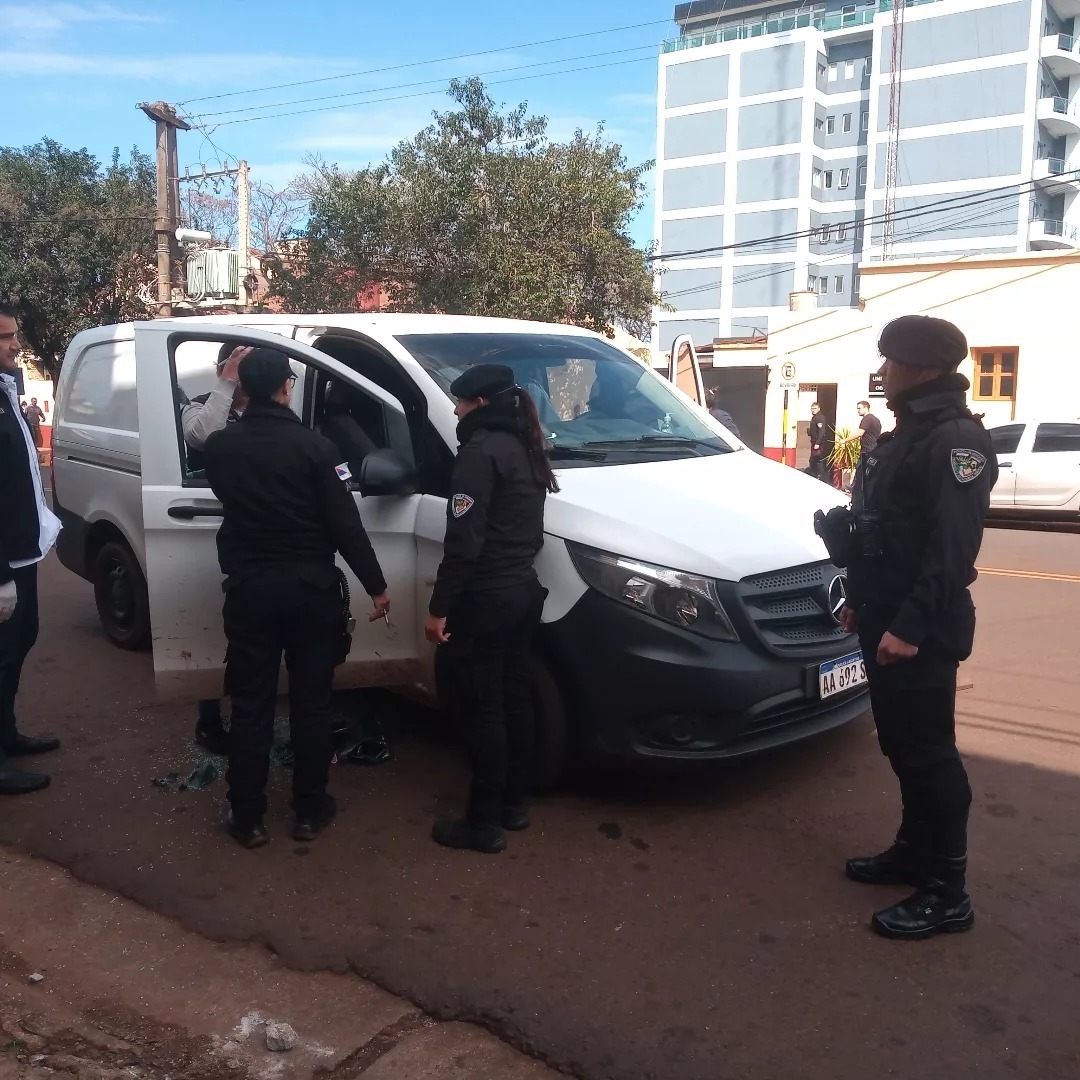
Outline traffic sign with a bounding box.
[777,359,798,391]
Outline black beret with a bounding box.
[449,363,515,400]
[878,315,969,371]
[238,348,294,401]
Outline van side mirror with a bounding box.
[358,448,417,497]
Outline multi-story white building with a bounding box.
[653,0,1080,352]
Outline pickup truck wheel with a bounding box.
[529,654,570,792]
[93,540,151,651]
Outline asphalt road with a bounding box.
[2,527,1078,1080]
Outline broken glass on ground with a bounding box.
[182,759,221,791]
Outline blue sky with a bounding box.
[1,0,679,247]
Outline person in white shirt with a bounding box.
[0,303,61,794]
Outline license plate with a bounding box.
[818,650,867,700]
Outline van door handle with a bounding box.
[999,461,1013,468]
[168,505,224,520]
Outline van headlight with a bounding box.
[567,544,739,642]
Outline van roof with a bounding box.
[70,313,615,343]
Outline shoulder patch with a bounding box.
[950,448,987,484]
[335,462,353,482]
[452,493,475,518]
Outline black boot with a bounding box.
[846,840,927,886]
[0,764,50,795]
[195,718,230,756]
[432,818,507,854]
[3,733,60,757]
[871,857,973,940]
[502,804,530,831]
[294,794,338,842]
[226,811,269,850]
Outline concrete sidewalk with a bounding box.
[0,847,564,1080]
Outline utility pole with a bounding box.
[882,0,906,261]
[139,101,191,317]
[236,160,251,312]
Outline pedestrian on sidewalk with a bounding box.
[837,315,995,940]
[24,397,45,449]
[0,302,62,794]
[181,343,251,756]
[426,365,555,854]
[205,349,390,849]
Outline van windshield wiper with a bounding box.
[583,436,730,455]
[548,445,609,460]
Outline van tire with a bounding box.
[529,654,571,792]
[93,541,151,651]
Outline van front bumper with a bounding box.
[540,591,871,765]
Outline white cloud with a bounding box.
[0,3,162,38]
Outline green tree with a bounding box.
[0,139,156,380]
[269,79,659,339]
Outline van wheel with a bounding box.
[93,541,151,651]
[529,655,570,792]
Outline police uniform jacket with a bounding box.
[204,402,387,596]
[848,373,997,658]
[429,404,546,619]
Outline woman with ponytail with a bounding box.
[426,363,556,853]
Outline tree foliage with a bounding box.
[180,175,309,252]
[0,138,156,379]
[270,79,659,339]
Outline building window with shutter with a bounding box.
[972,348,1018,402]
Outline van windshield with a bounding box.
[396,333,736,459]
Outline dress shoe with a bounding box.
[502,805,530,831]
[432,819,507,854]
[226,811,269,850]
[846,842,927,887]
[871,884,975,940]
[3,733,60,757]
[0,766,50,795]
[294,794,338,842]
[195,720,231,757]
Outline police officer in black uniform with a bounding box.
[834,315,997,940]
[205,349,391,849]
[426,364,557,854]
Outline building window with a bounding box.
[972,348,1018,401]
[843,113,852,133]
[838,223,849,241]
[845,60,855,79]
[861,111,870,132]
[815,116,825,132]
[808,274,818,291]
[829,63,838,82]
[813,168,824,188]
[826,115,836,134]
[821,224,833,242]
[839,168,851,189]
[858,165,868,187]
[818,63,828,80]
[817,277,828,295]
[843,4,856,13]
[824,170,834,189]
[834,276,845,294]
[864,55,872,74]
[853,273,861,294]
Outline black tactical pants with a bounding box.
[0,564,39,757]
[440,580,546,827]
[858,609,972,877]
[222,566,341,826]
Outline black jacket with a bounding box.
[847,374,997,658]
[429,405,547,618]
[0,378,42,583]
[808,413,831,457]
[204,402,387,595]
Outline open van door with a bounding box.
[668,334,707,408]
[133,321,422,700]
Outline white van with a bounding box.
[52,314,869,784]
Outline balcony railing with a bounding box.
[662,0,942,54]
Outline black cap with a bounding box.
[878,315,969,371]
[449,363,515,400]
[238,348,294,402]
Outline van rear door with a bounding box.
[133,321,421,700]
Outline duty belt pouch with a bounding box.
[334,568,356,668]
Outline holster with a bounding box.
[814,506,856,569]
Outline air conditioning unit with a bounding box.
[186,249,239,300]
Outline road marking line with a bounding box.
[976,567,1080,583]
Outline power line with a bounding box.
[178,18,673,106]
[0,214,154,226]
[202,54,658,128]
[192,42,658,120]
[651,172,1063,265]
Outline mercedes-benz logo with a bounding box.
[827,574,848,625]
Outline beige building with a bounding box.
[717,250,1080,462]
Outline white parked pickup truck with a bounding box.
[51,314,869,784]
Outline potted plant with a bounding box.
[828,428,862,491]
